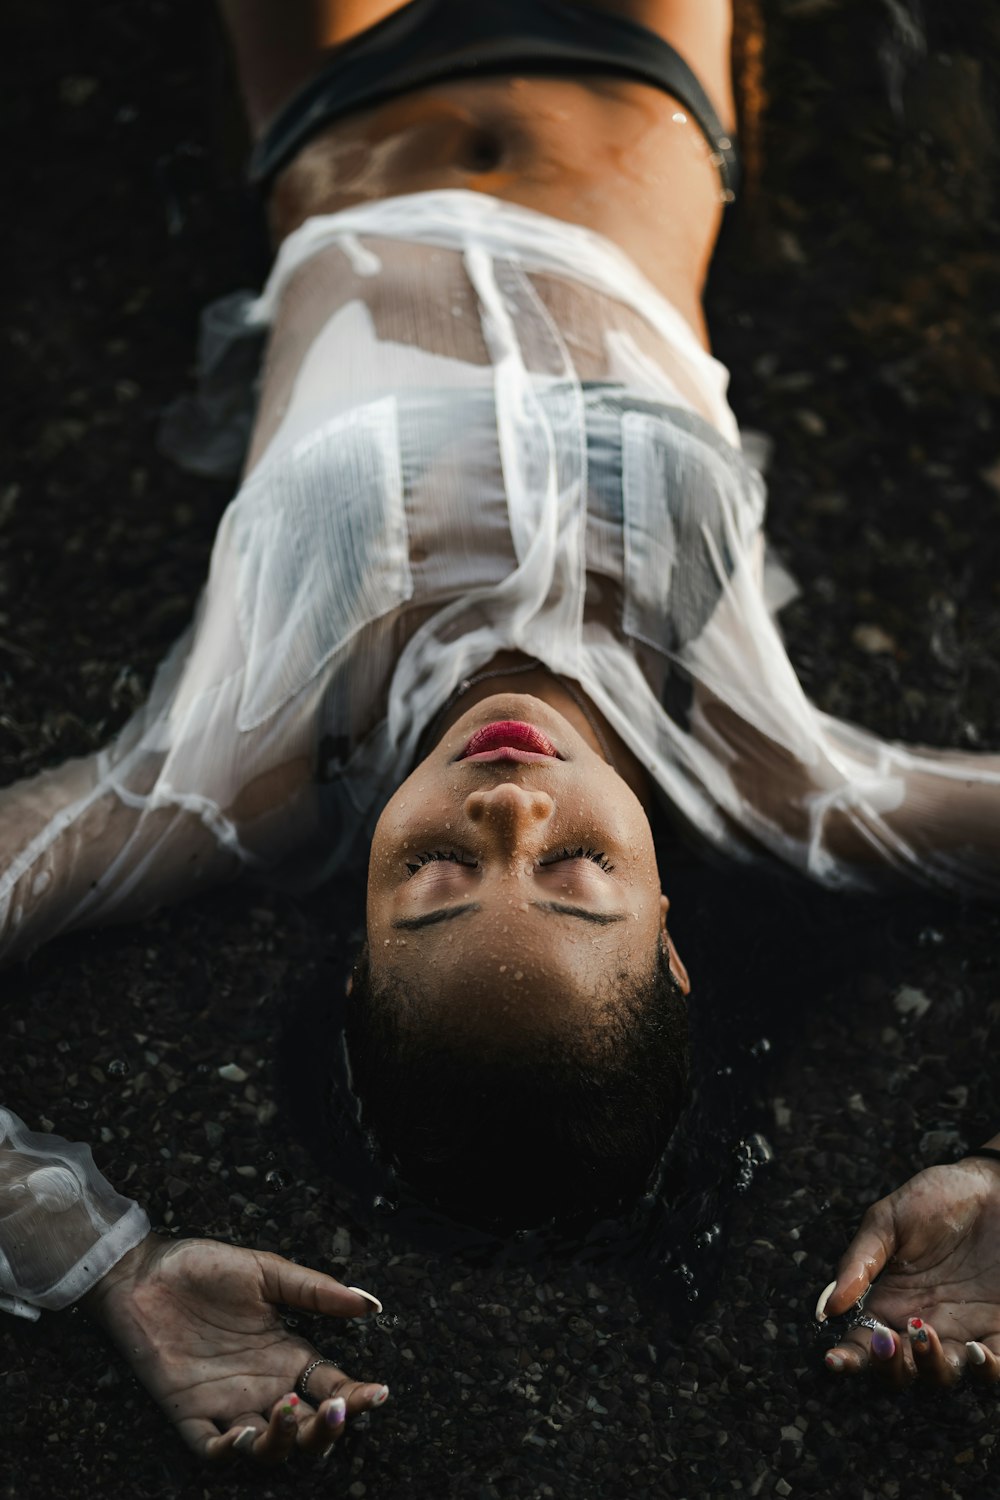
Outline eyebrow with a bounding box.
[391,902,626,932]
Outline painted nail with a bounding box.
[966,1340,988,1367]
[325,1397,347,1429]
[233,1426,257,1453]
[348,1285,384,1315]
[825,1351,845,1372]
[907,1317,929,1348]
[871,1325,896,1361]
[815,1281,838,1323]
[369,1384,390,1407]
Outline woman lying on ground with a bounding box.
[3,0,1000,1466]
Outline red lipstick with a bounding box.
[459,720,560,762]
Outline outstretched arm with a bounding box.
[696,689,1000,899]
[0,747,242,965]
[1,1106,389,1462]
[679,553,1000,899]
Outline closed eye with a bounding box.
[405,849,477,876]
[539,846,615,873]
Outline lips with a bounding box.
[459,720,560,762]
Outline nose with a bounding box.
[464,783,554,854]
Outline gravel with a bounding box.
[2,2,999,1496]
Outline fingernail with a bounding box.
[825,1351,845,1372]
[279,1393,299,1428]
[871,1325,896,1361]
[967,1340,988,1367]
[815,1281,837,1323]
[368,1384,390,1407]
[325,1397,347,1429]
[233,1426,257,1452]
[348,1285,384,1315]
[907,1317,929,1348]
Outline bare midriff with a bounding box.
[265,5,737,344]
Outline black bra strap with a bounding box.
[249,0,739,200]
[964,1148,1000,1166]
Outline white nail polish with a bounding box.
[233,1426,257,1452]
[348,1285,383,1314]
[966,1340,988,1366]
[369,1384,390,1407]
[815,1280,838,1323]
[824,1351,845,1372]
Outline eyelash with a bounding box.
[405,846,614,875]
[405,850,476,876]
[547,846,616,873]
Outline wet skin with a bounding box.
[367,680,690,1021]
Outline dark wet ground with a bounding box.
[3,2,1000,1496]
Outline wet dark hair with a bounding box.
[344,943,689,1231]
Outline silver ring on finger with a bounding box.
[296,1356,339,1402]
[850,1314,883,1332]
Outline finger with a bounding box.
[256,1252,383,1320]
[179,1416,253,1462]
[816,1200,899,1324]
[826,1324,876,1377]
[216,1419,268,1461]
[828,1323,914,1388]
[868,1323,915,1390]
[300,1359,390,1415]
[296,1396,348,1456]
[906,1318,961,1387]
[823,1342,867,1376]
[966,1340,1000,1385]
[250,1392,307,1466]
[345,1378,391,1415]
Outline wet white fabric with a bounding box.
[0,1109,149,1319]
[1,190,998,1308]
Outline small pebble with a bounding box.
[218,1063,248,1083]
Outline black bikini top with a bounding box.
[249,0,739,201]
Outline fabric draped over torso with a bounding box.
[3,189,998,973]
[156,191,768,889]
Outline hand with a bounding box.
[816,1158,1000,1388]
[83,1232,388,1461]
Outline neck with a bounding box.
[428,652,653,806]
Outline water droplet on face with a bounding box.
[672,111,687,125]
